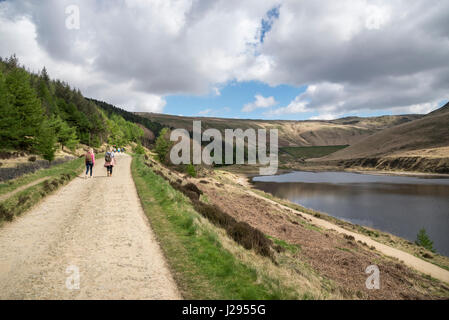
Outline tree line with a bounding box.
[88,98,165,138]
[0,55,144,161]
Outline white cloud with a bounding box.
[0,0,448,116]
[0,3,166,112]
[242,94,278,112]
[259,0,449,115]
[309,113,340,120]
[390,102,440,115]
[0,0,279,112]
[198,109,213,115]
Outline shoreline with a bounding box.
[225,163,449,179]
[218,166,449,265]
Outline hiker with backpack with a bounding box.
[85,148,95,179]
[104,147,115,177]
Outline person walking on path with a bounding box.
[104,147,115,177]
[85,148,95,179]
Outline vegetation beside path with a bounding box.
[252,188,449,273]
[131,154,336,299]
[0,157,84,225]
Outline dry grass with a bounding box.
[133,154,328,299]
[140,152,449,299]
[151,166,275,260]
[137,112,418,147]
[322,111,449,161]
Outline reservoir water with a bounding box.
[252,171,449,256]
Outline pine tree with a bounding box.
[415,228,435,252]
[5,68,44,150]
[50,116,79,151]
[36,120,57,162]
[40,67,50,84]
[154,128,172,163]
[37,78,59,116]
[0,70,16,149]
[5,54,19,71]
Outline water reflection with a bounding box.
[252,171,449,256]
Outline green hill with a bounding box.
[0,55,145,160]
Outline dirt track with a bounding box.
[247,189,449,285]
[0,153,180,299]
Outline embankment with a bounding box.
[325,156,449,174]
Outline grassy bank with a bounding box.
[0,157,84,196]
[250,188,449,272]
[131,154,332,299]
[280,145,348,160]
[0,157,84,224]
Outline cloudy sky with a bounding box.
[0,0,448,120]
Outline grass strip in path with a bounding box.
[0,157,85,196]
[0,158,84,224]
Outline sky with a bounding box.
[0,0,448,120]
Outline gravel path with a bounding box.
[0,153,181,299]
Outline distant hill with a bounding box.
[320,103,449,161]
[136,112,421,147]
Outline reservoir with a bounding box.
[252,171,449,256]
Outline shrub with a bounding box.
[134,144,145,155]
[195,201,236,227]
[153,168,274,259]
[28,156,37,162]
[43,180,53,193]
[228,221,273,257]
[415,228,435,253]
[0,204,14,222]
[51,179,60,188]
[186,163,196,177]
[17,194,30,205]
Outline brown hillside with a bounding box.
[321,108,449,161]
[136,112,421,147]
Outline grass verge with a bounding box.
[0,157,84,225]
[131,154,321,299]
[0,157,84,196]
[250,187,449,272]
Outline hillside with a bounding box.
[89,99,165,140]
[136,112,421,148]
[0,55,144,161]
[315,103,449,173]
[428,101,449,116]
[322,105,449,160]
